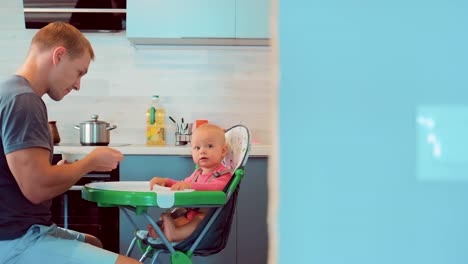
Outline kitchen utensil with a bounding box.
[169,116,177,124]
[74,114,117,146]
[61,153,86,163]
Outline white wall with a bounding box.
[0,1,272,145]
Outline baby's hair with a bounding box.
[194,123,225,143]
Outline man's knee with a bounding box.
[84,234,103,248]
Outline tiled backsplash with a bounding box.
[0,2,273,146]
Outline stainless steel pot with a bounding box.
[74,115,117,146]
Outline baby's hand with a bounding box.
[170,182,191,191]
[149,177,168,190]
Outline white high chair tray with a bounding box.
[82,181,227,209]
[86,181,194,193]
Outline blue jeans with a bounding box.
[0,224,118,264]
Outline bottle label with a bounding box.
[146,125,165,145]
[146,103,165,145]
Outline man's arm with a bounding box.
[6,147,123,204]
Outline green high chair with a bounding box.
[82,125,251,263]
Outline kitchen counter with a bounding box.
[53,144,270,157]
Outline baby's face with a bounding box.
[191,129,226,172]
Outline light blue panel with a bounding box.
[236,0,270,38]
[418,106,468,181]
[279,0,468,263]
[127,0,235,38]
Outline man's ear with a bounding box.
[52,46,66,65]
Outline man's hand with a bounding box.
[85,147,123,172]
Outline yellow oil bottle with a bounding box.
[146,95,165,146]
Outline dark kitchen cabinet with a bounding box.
[119,155,268,264]
[22,0,126,31]
[51,154,120,253]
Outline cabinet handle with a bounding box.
[24,8,126,13]
[83,173,111,179]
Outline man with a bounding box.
[0,22,140,264]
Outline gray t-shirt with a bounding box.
[0,75,53,240]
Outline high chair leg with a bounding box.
[126,236,137,257]
[121,207,140,231]
[139,246,153,262]
[150,250,161,264]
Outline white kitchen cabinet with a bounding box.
[126,0,269,45]
[127,0,235,39]
[235,0,270,39]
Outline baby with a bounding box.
[148,123,232,242]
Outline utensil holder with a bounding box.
[175,133,191,146]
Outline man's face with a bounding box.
[47,51,91,101]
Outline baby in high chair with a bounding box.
[148,123,232,242]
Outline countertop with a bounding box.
[53,144,270,157]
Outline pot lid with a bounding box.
[82,114,109,125]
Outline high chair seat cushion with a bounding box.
[222,126,250,170]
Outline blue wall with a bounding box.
[279,1,468,263]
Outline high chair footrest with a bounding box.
[136,230,148,240]
[136,229,179,248]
